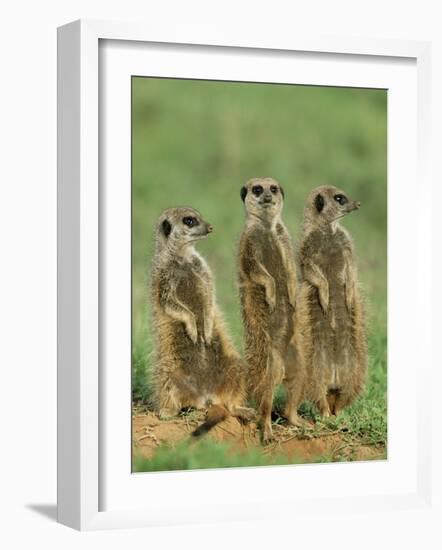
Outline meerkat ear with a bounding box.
[280,186,285,199]
[315,193,325,213]
[161,219,172,238]
[240,186,247,202]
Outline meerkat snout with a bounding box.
[347,199,361,212]
[262,193,273,204]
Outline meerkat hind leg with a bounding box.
[232,406,256,424]
[257,388,275,445]
[284,408,307,428]
[317,395,332,418]
[282,344,307,428]
[253,353,276,444]
[326,390,339,416]
[283,381,307,427]
[331,387,354,417]
[157,382,183,419]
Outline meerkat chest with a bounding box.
[174,255,212,307]
[259,230,285,275]
[311,230,348,276]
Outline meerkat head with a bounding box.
[157,207,213,253]
[305,185,360,227]
[240,177,285,221]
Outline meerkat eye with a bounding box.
[182,216,199,227]
[252,185,263,196]
[334,194,348,205]
[270,185,278,194]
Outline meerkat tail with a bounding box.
[192,404,230,437]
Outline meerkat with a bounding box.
[238,178,305,444]
[150,207,254,436]
[295,185,367,417]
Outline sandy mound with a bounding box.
[133,412,384,464]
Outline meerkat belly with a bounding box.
[159,267,208,381]
[262,235,291,322]
[261,234,291,342]
[311,244,354,388]
[262,234,289,301]
[175,270,206,336]
[172,267,228,397]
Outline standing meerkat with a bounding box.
[238,178,305,444]
[295,185,367,417]
[151,207,254,435]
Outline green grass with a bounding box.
[131,77,387,469]
[133,439,293,472]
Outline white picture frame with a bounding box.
[57,19,432,531]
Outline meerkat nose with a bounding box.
[207,225,213,233]
[355,201,361,209]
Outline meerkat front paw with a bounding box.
[288,286,297,310]
[345,283,355,312]
[265,279,277,312]
[266,288,276,312]
[319,287,329,315]
[203,316,214,345]
[186,320,198,344]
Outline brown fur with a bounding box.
[150,207,254,435]
[295,186,367,416]
[238,178,305,444]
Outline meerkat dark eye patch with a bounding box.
[252,185,263,196]
[182,216,199,227]
[240,186,247,202]
[315,193,325,213]
[334,194,348,205]
[270,185,278,194]
[162,219,172,237]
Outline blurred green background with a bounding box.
[131,77,387,425]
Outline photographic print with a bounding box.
[131,77,387,472]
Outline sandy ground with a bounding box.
[133,411,385,464]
